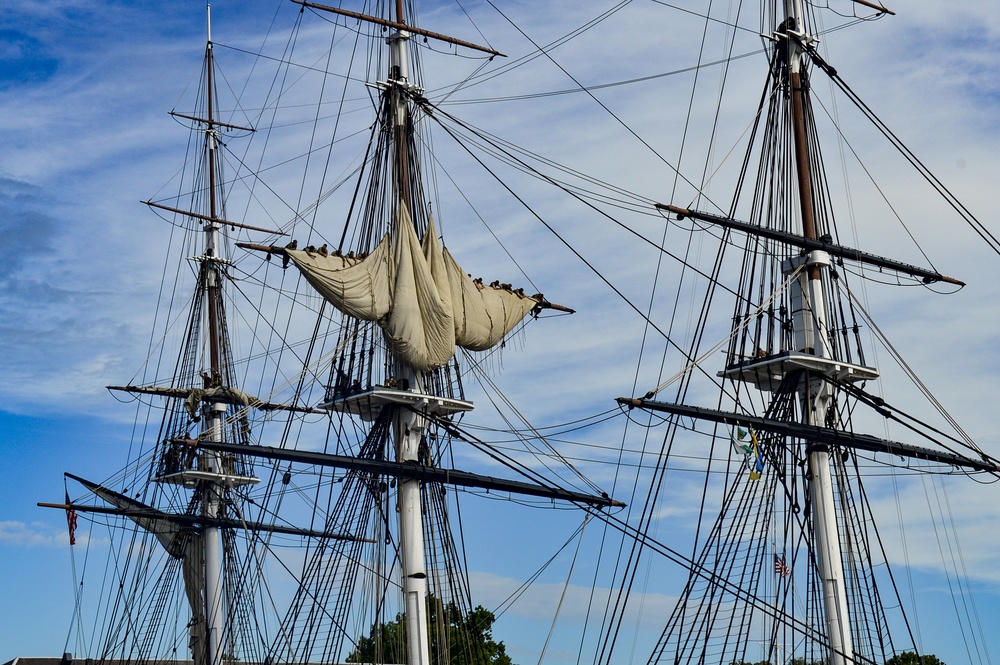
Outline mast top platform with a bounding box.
[721,351,878,392]
[323,385,474,422]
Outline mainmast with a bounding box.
[783,0,854,662]
[263,7,568,665]
[290,4,486,665]
[293,4,505,664]
[386,7,433,665]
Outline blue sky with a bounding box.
[2,1,999,664]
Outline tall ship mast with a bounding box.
[618,1,994,664]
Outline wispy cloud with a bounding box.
[0,520,71,548]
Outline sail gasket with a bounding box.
[107,384,324,415]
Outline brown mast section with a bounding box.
[292,0,505,225]
[786,20,820,280]
[783,4,855,664]
[392,0,412,217]
[205,33,223,381]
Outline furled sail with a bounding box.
[288,204,538,370]
[443,247,538,351]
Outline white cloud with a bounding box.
[0,519,108,549]
[0,520,68,547]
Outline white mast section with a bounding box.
[203,407,226,665]
[784,0,855,662]
[202,6,225,664]
[388,20,432,665]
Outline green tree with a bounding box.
[885,652,945,665]
[347,597,513,665]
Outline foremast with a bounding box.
[783,0,853,661]
[622,1,964,661]
[199,11,231,665]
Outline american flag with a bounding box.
[774,554,791,577]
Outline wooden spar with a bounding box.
[238,241,287,255]
[199,440,624,508]
[38,502,374,542]
[169,111,255,133]
[786,11,849,664]
[106,384,325,415]
[144,201,287,236]
[292,0,506,58]
[850,0,894,15]
[617,397,998,473]
[206,34,223,384]
[540,300,575,314]
[657,203,965,286]
[786,25,821,283]
[790,73,818,241]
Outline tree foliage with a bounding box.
[885,652,945,665]
[347,597,513,665]
[730,651,945,665]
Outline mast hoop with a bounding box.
[190,254,235,267]
[376,77,424,96]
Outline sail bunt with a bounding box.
[289,203,539,370]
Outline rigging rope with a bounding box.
[644,262,804,397]
[805,45,1000,259]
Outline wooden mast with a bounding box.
[386,5,432,665]
[783,1,855,663]
[200,8,227,665]
[288,6,507,664]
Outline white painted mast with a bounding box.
[168,7,258,665]
[200,7,226,665]
[388,5,432,665]
[281,5,505,664]
[783,0,855,662]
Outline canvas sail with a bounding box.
[288,203,538,370]
[77,480,208,665]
